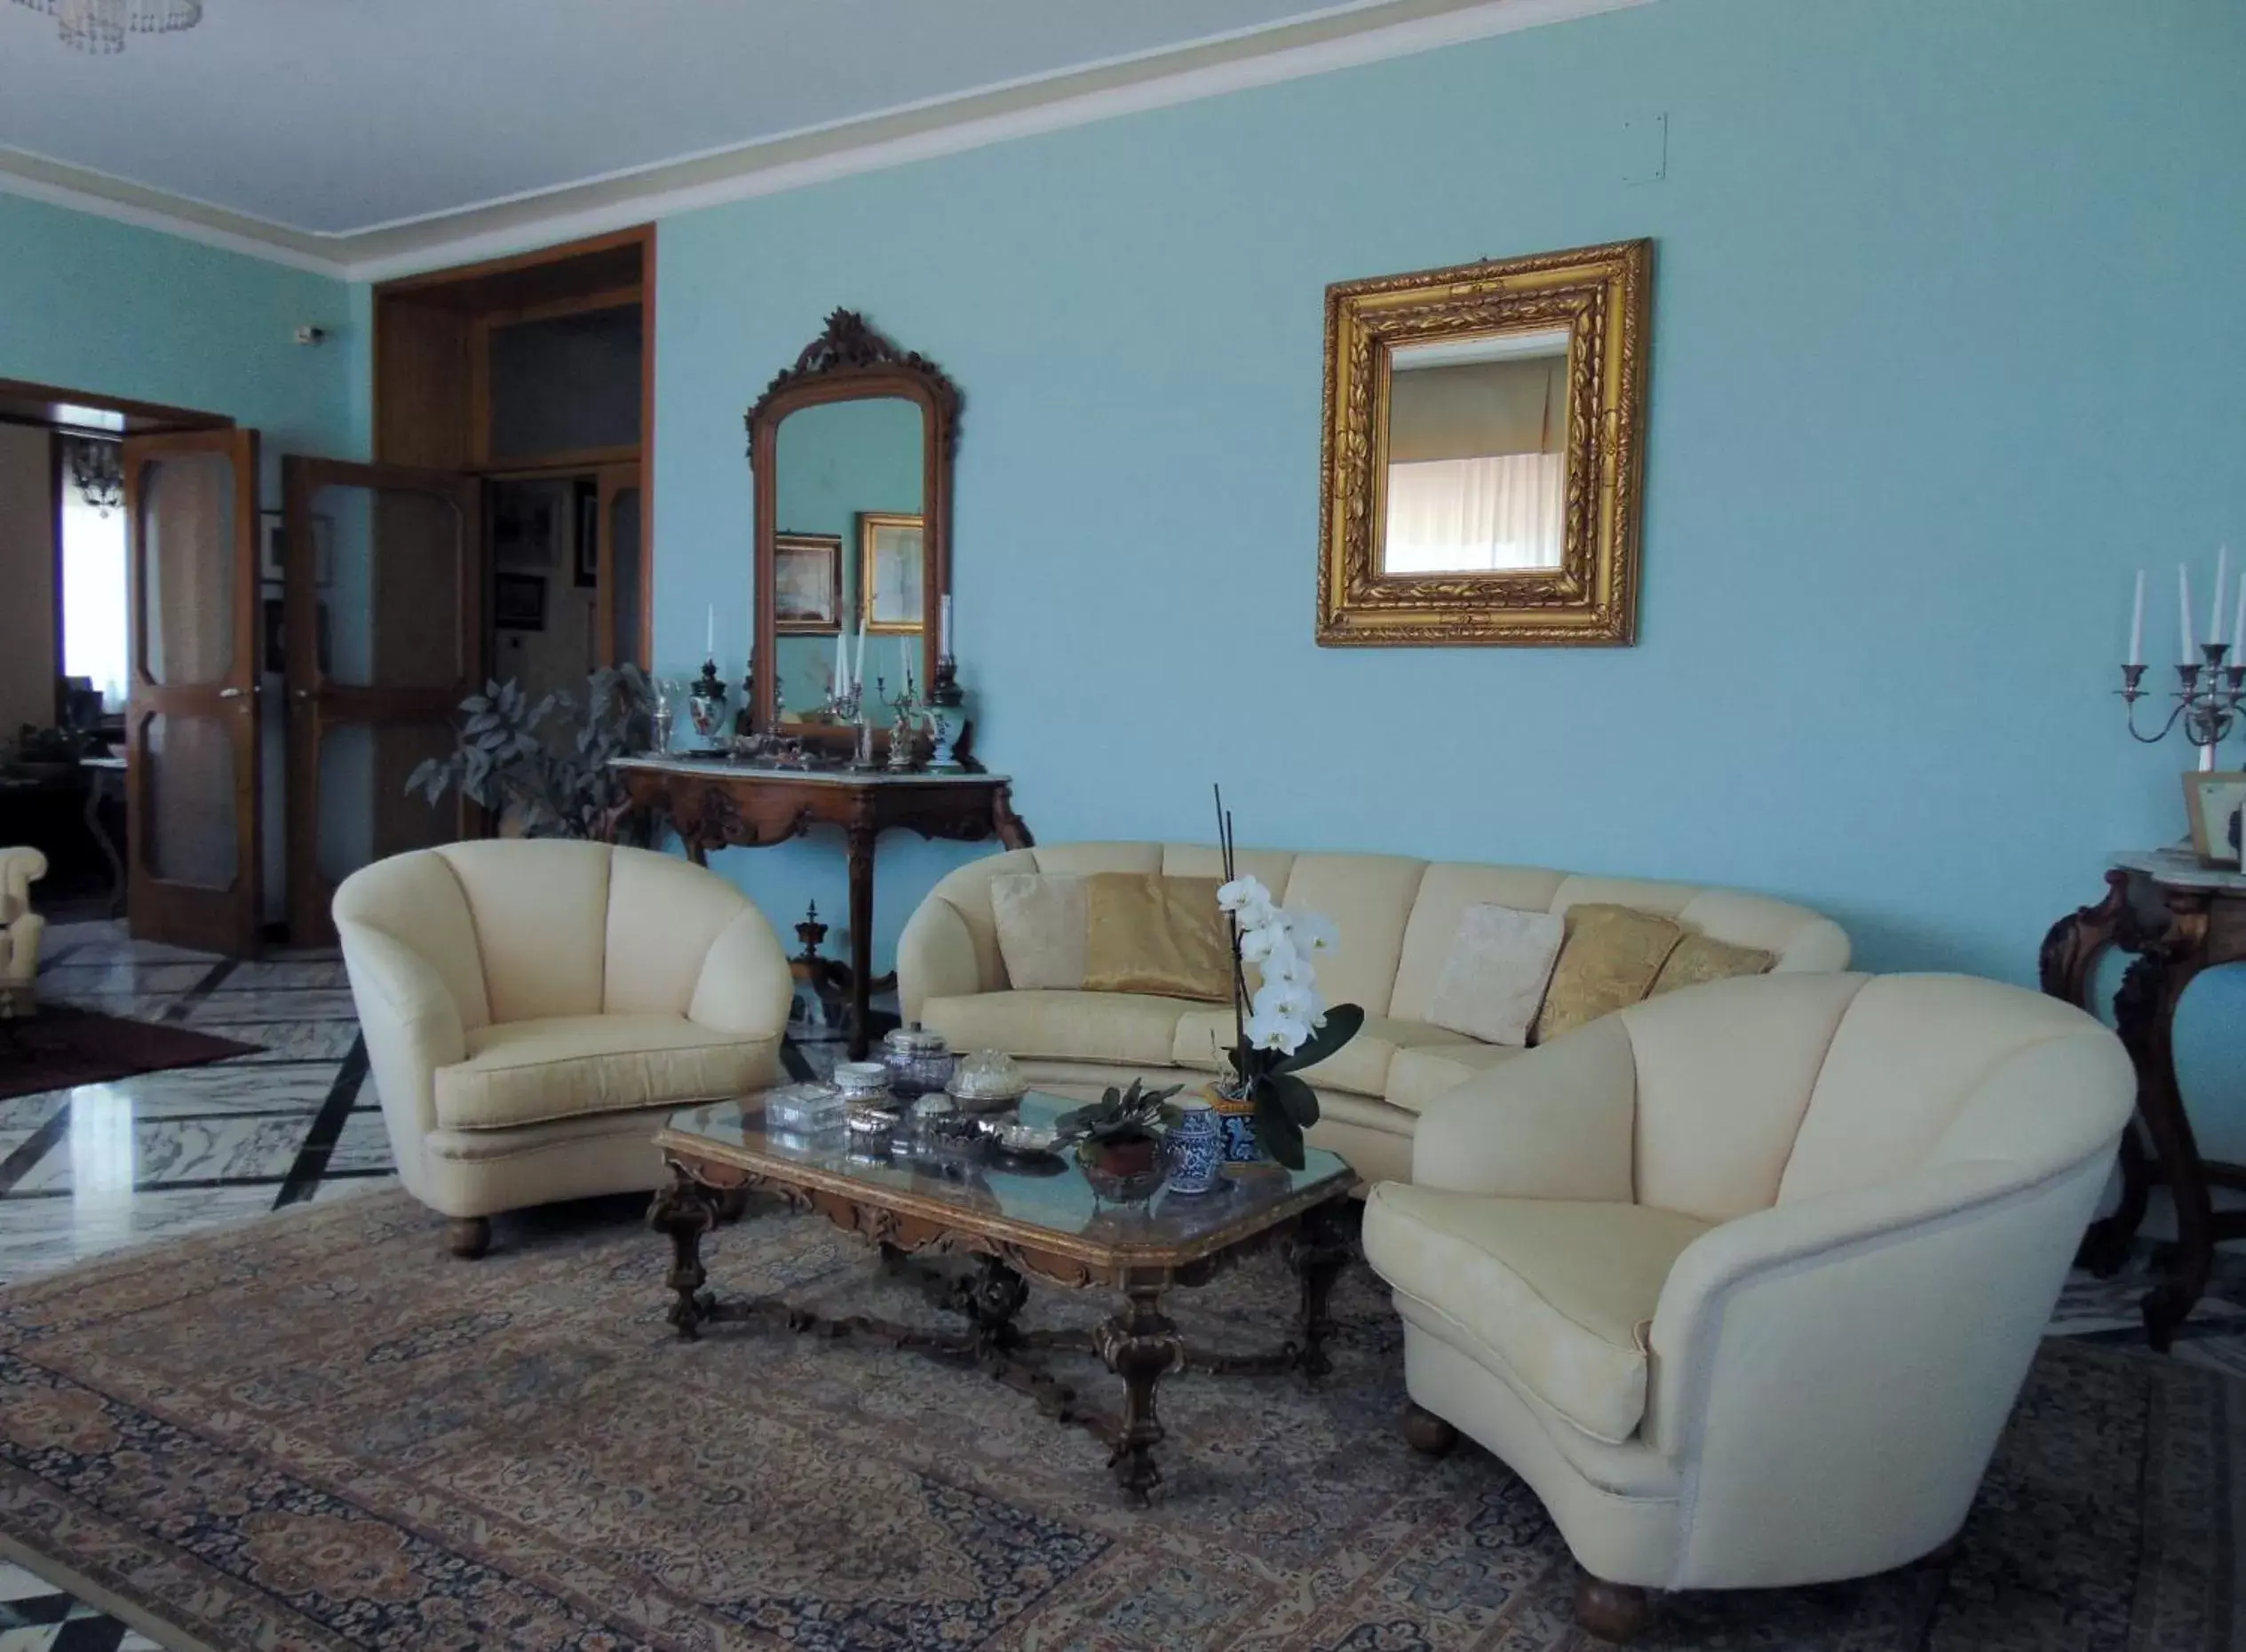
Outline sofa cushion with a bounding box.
[991,873,1089,989]
[1363,1184,1710,1444]
[921,990,1192,1068]
[1083,873,1231,1001]
[1384,1039,1524,1116]
[434,1014,775,1132]
[1532,903,1686,1044]
[1166,1009,1475,1100]
[1428,903,1566,1046]
[1649,932,1775,997]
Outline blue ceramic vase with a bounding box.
[1164,1097,1225,1194]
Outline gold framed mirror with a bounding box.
[747,309,958,733]
[1316,240,1651,647]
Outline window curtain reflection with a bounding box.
[1384,453,1564,573]
[60,447,131,709]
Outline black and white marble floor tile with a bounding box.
[207,1021,364,1063]
[209,959,351,992]
[187,989,361,1025]
[0,1558,163,1651]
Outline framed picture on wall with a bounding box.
[494,572,548,632]
[573,481,599,588]
[773,532,843,633]
[492,482,567,570]
[258,511,334,585]
[2183,771,2246,869]
[260,596,332,675]
[859,512,925,633]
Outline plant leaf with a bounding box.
[1258,1069,1321,1128]
[1272,1003,1364,1075]
[1251,1106,1306,1171]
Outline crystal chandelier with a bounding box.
[10,0,202,53]
[66,437,123,516]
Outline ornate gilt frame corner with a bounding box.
[1314,239,1652,648]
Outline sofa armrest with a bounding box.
[1638,1148,2115,1586]
[897,896,984,1024]
[1406,1015,1638,1200]
[2,911,44,985]
[688,906,794,1040]
[338,922,467,1156]
[0,846,46,922]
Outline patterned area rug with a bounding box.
[0,1189,2236,1652]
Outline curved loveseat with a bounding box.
[897,843,1850,1184]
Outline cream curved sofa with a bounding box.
[1362,972,2133,1640]
[1,846,46,1021]
[897,843,1851,1184]
[335,840,792,1256]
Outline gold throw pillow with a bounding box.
[1082,873,1233,1003]
[1531,903,1686,1044]
[1649,933,1776,997]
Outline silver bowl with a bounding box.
[985,1118,1062,1156]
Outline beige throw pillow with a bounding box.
[1649,933,1776,997]
[1531,903,1687,1044]
[1428,903,1567,1047]
[990,873,1088,989]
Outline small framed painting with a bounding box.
[774,532,843,634]
[859,512,925,634]
[258,511,334,585]
[2183,771,2246,869]
[494,572,547,632]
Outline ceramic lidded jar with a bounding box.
[882,1023,956,1100]
[1163,1096,1225,1195]
[833,1061,893,1104]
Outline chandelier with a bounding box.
[10,0,201,53]
[66,437,123,516]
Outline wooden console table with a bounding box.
[2041,847,2246,1349]
[608,758,1032,1060]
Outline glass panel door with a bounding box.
[282,457,480,946]
[122,428,262,955]
[594,463,645,669]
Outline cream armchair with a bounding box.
[335,840,792,1257]
[0,846,46,1021]
[1361,972,2133,1641]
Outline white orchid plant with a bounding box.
[1212,791,1363,1169]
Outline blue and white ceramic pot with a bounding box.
[1164,1096,1225,1194]
[1206,1084,1267,1165]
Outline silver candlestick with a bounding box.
[2121,642,2246,771]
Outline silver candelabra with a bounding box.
[2121,641,2246,771]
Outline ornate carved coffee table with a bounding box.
[648,1092,1358,1503]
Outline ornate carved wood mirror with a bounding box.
[748,310,959,733]
[1316,240,1651,647]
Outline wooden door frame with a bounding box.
[122,427,263,957]
[282,456,483,947]
[371,225,654,672]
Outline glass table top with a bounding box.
[658,1090,1356,1259]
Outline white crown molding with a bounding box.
[1,0,1652,285]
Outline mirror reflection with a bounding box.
[771,395,925,719]
[1382,327,1569,575]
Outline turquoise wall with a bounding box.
[651,0,2244,1145]
[0,193,355,461]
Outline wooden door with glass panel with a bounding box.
[121,428,263,956]
[282,457,481,948]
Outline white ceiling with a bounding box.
[0,0,1643,274]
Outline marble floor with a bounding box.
[1,920,2242,1645]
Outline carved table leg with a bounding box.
[844,816,877,1061]
[1288,1197,1351,1380]
[2080,1124,2151,1278]
[2042,870,2147,1273]
[2115,892,2216,1353]
[647,1164,723,1340]
[1094,1281,1184,1505]
[990,782,1035,851]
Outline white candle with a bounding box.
[940,594,954,656]
[854,616,869,690]
[833,624,848,694]
[2233,557,2246,653]
[2180,566,2196,658]
[2129,569,2145,666]
[705,604,715,658]
[2214,547,2232,647]
[899,638,910,689]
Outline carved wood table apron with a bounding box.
[2041,848,2246,1349]
[608,757,1033,1059]
[648,1092,1360,1504]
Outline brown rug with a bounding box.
[0,1005,259,1100]
[0,1189,2235,1651]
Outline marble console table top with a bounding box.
[611,756,1010,787]
[2110,847,2246,893]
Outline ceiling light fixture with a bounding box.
[10,0,201,54]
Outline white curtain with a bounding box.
[1384,453,1564,573]
[60,478,130,710]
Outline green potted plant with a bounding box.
[1067,1078,1186,1178]
[407,666,655,840]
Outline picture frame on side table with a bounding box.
[2182,771,2246,869]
